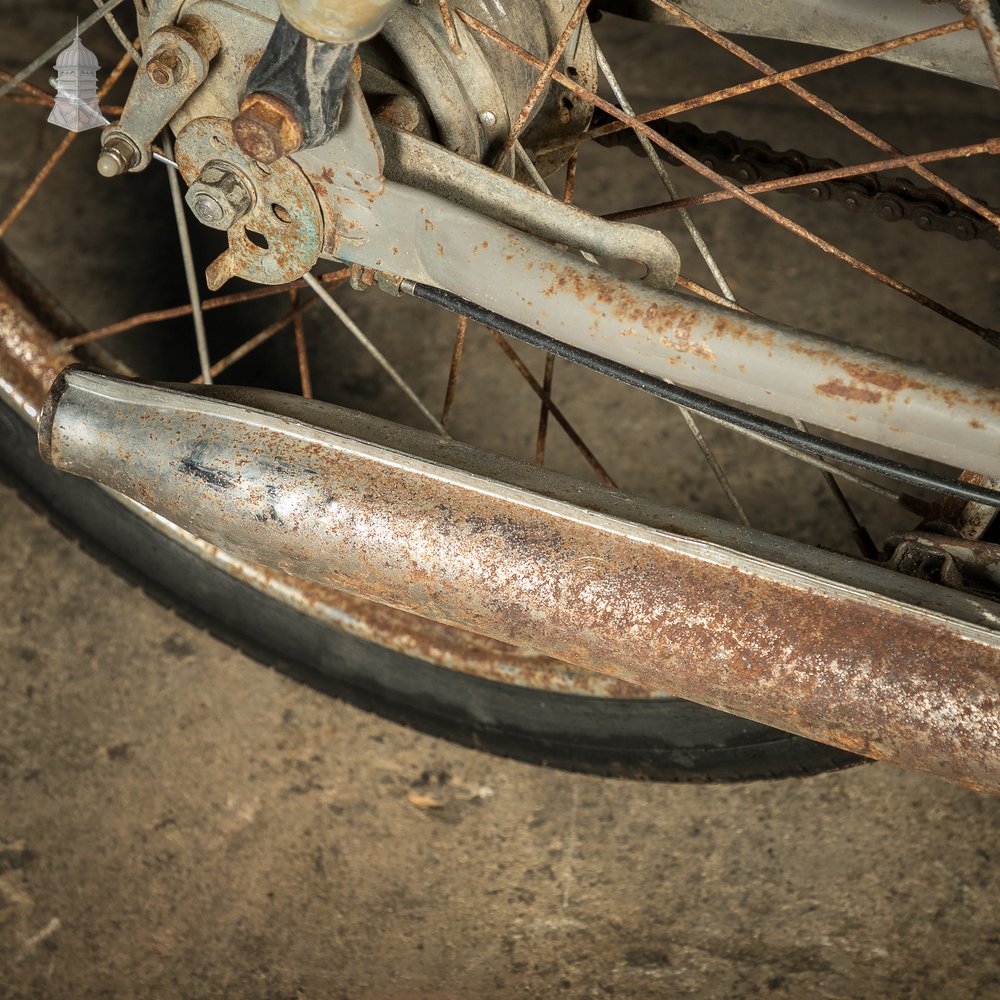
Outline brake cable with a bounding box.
[402,279,1000,508]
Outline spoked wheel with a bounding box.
[0,0,997,785]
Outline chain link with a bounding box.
[594,112,1000,251]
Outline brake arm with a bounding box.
[375,123,681,289]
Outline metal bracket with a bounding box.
[100,12,221,172]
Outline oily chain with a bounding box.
[591,112,1000,251]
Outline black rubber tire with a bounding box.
[0,387,861,782]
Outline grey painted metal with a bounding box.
[292,91,1000,479]
[599,0,998,89]
[112,3,1000,477]
[377,125,681,288]
[968,0,1000,89]
[38,368,1000,792]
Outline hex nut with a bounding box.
[232,93,303,165]
[184,164,254,231]
[146,47,187,87]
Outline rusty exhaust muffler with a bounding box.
[39,367,1000,792]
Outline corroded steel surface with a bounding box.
[174,116,324,289]
[0,258,649,698]
[40,369,1000,793]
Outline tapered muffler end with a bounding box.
[37,362,75,468]
[35,366,1000,794]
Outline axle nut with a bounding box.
[184,164,254,230]
[232,92,304,165]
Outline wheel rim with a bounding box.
[1,3,997,717]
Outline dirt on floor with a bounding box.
[1,480,999,999]
[1,1,999,998]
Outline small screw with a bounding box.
[479,110,497,127]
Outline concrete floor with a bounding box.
[1,481,1000,999]
[2,3,1000,998]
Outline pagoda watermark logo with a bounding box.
[48,26,108,132]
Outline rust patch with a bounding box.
[242,47,263,74]
[840,362,926,394]
[815,380,883,405]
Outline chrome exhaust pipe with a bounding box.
[39,367,1000,792]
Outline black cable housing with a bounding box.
[403,280,1000,508]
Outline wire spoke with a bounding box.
[596,43,760,522]
[162,132,212,384]
[534,352,555,465]
[646,0,1000,230]
[593,43,735,302]
[190,274,348,382]
[456,9,1000,348]
[675,275,749,311]
[92,0,141,64]
[304,272,447,435]
[559,19,970,151]
[581,44,754,522]
[96,45,136,100]
[289,288,314,399]
[534,152,580,465]
[441,314,467,428]
[0,94,53,108]
[493,0,591,171]
[968,0,1000,89]
[793,418,878,558]
[52,271,350,352]
[438,0,463,55]
[193,300,313,383]
[0,70,53,103]
[0,0,130,100]
[485,326,617,488]
[0,131,77,240]
[597,35,886,540]
[0,49,134,240]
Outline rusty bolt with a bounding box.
[373,94,425,133]
[349,264,376,291]
[146,47,187,87]
[184,164,254,231]
[232,93,303,165]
